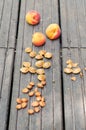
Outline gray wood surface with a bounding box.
[62,48,86,130]
[0,49,6,97]
[29,1,43,130]
[9,0,63,129]
[60,0,86,47]
[42,0,63,129]
[0,0,19,128]
[0,0,19,48]
[0,0,86,130]
[0,49,14,130]
[0,0,5,27]
[8,0,19,48]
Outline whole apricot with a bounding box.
[26,10,40,25]
[46,23,61,40]
[32,32,46,46]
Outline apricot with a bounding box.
[32,32,46,46]
[45,23,61,40]
[26,10,40,25]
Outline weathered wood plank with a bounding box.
[0,0,19,48]
[80,49,86,127]
[42,3,55,129]
[16,0,39,129]
[0,0,13,48]
[41,0,63,129]
[60,0,86,47]
[0,49,6,97]
[8,0,29,129]
[51,0,63,128]
[0,49,14,130]
[62,48,86,130]
[8,0,19,48]
[9,0,63,129]
[29,0,43,130]
[23,0,34,49]
[0,0,5,26]
[9,0,34,129]
[9,0,42,129]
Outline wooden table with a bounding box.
[0,0,86,130]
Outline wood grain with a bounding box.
[0,49,14,130]
[0,0,19,48]
[62,48,86,130]
[60,0,86,47]
[9,0,63,129]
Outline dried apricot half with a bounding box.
[35,54,43,60]
[71,76,76,81]
[29,51,37,58]
[31,101,39,107]
[44,52,52,59]
[38,74,46,81]
[43,62,51,69]
[28,109,34,115]
[28,91,34,97]
[64,68,73,74]
[20,67,29,73]
[16,98,22,104]
[21,98,28,102]
[28,67,36,73]
[22,88,29,94]
[35,60,44,68]
[37,82,44,88]
[16,104,22,110]
[25,47,32,53]
[34,107,40,113]
[72,67,81,74]
[36,69,45,75]
[39,50,46,56]
[22,62,31,68]
[39,101,46,107]
[21,102,27,109]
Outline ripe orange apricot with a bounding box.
[45,23,61,40]
[32,32,46,46]
[26,10,40,25]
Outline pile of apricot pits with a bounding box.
[16,9,61,116]
[16,48,53,115]
[25,10,61,46]
[64,59,85,81]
